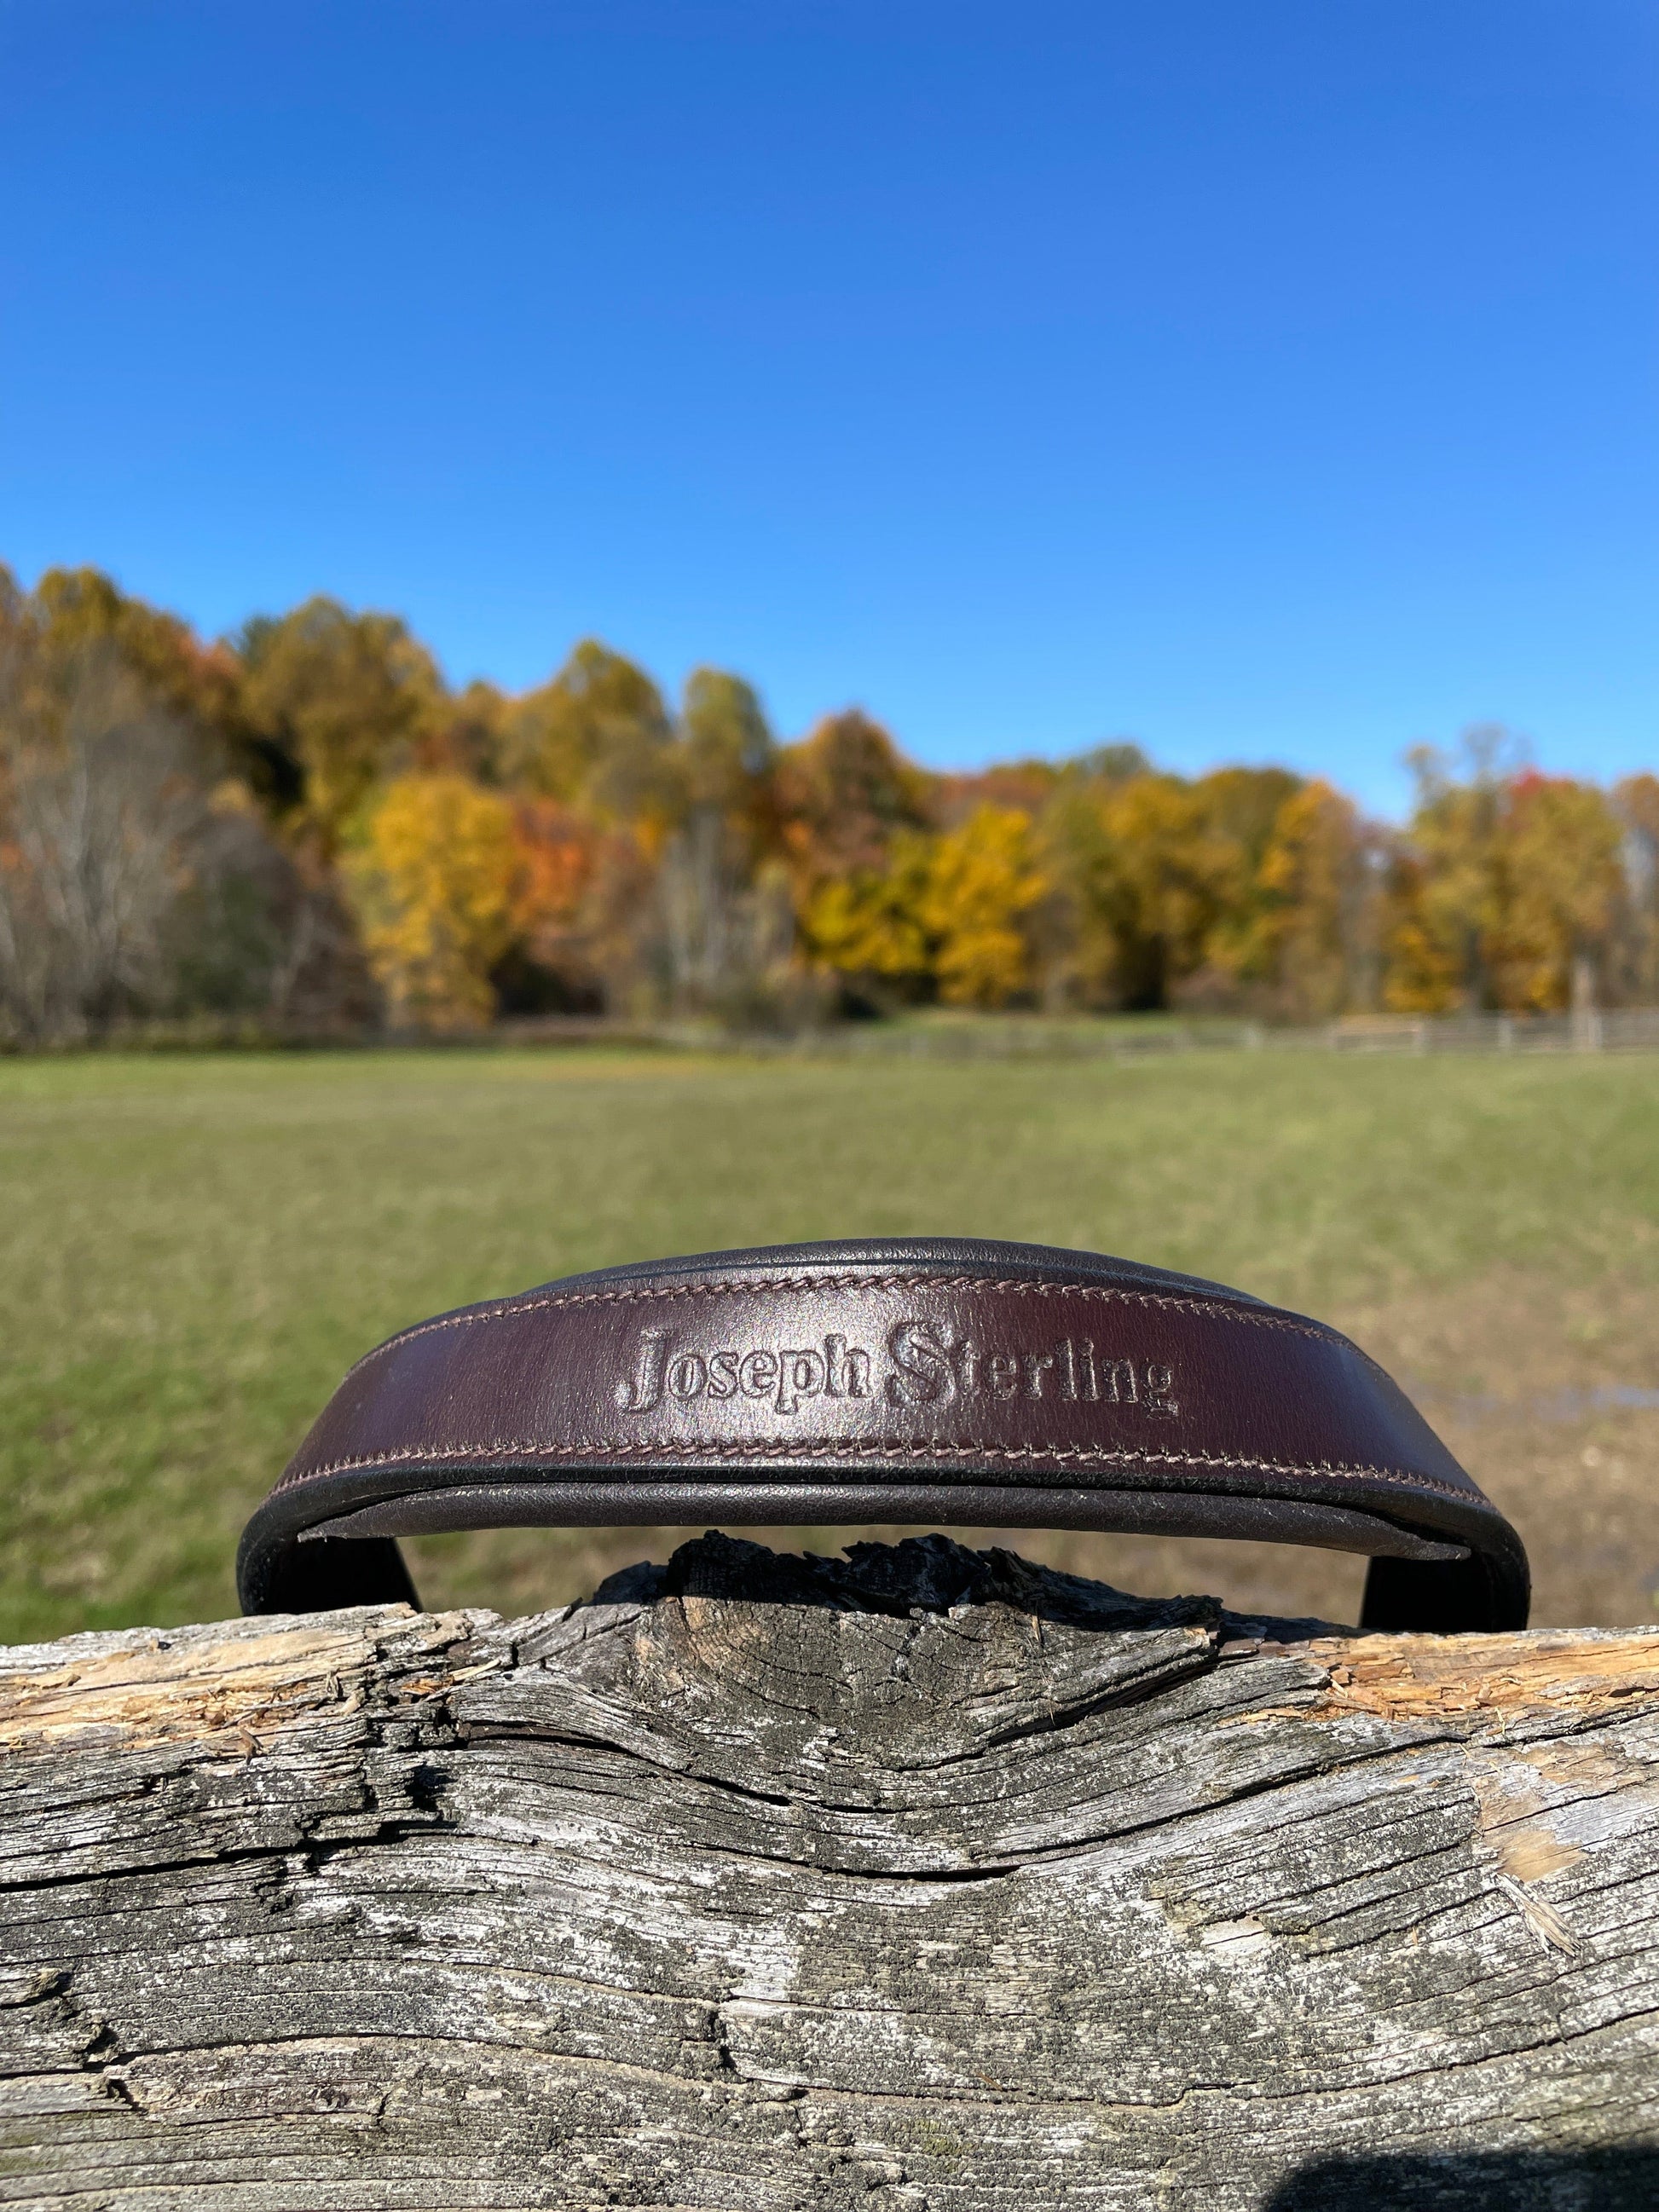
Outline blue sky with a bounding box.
[2,1,1654,814]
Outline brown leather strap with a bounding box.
[237,1239,1530,1632]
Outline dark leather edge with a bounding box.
[335,1237,1279,1387]
[237,1458,1529,1630]
[302,1481,1469,1558]
[240,1530,419,1617]
[539,1238,1268,1303]
[1359,1551,1529,1636]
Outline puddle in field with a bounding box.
[1332,1272,1659,1629]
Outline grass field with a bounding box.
[2,1044,1657,1643]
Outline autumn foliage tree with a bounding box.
[1384,737,1630,1014]
[2,561,1656,1040]
[504,640,674,821]
[778,711,937,1008]
[1499,774,1623,1012]
[233,598,442,859]
[346,775,517,1031]
[922,806,1047,1007]
[1043,772,1239,1009]
[0,566,362,1040]
[1614,774,1659,1003]
[1255,781,1374,1019]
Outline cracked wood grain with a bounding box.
[0,1533,1656,2210]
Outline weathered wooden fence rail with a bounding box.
[3,1534,1656,2209]
[40,1005,1659,1062]
[632,1008,1659,1059]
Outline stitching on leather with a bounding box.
[341,1271,1352,1382]
[275,1435,1478,1507]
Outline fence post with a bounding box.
[3,1535,1656,2206]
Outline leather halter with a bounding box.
[237,1239,1529,1632]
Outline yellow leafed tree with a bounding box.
[1379,873,1464,1013]
[1257,779,1369,1018]
[922,805,1047,1008]
[1046,774,1238,1009]
[1495,774,1622,1010]
[234,598,442,859]
[799,833,934,996]
[346,775,517,1032]
[1383,734,1511,1012]
[1383,747,1624,1013]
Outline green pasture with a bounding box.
[2,1045,1657,1643]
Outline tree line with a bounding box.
[2,563,1656,1042]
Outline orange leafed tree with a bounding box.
[775,710,933,892]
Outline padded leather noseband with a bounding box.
[237,1238,1529,1632]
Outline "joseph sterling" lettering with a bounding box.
[612,1320,1179,1417]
